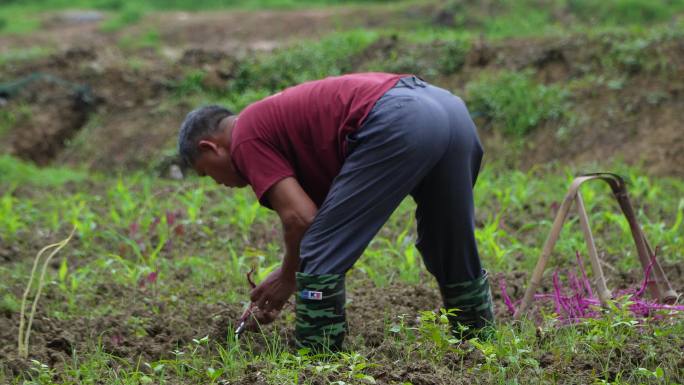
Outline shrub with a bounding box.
[438,38,470,75]
[360,35,470,78]
[101,5,144,32]
[466,70,568,137]
[174,70,207,97]
[230,30,378,93]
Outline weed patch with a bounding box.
[466,70,568,137]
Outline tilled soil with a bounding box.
[0,272,464,377]
[1,283,244,377]
[3,264,680,383]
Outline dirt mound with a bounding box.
[2,73,95,165]
[523,82,684,176]
[502,37,684,176]
[452,35,684,177]
[0,48,187,171]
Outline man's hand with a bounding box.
[250,266,296,314]
[239,177,316,334]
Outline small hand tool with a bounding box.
[235,268,258,338]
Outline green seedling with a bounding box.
[56,257,80,310]
[228,190,262,240]
[0,186,28,242]
[178,185,205,223]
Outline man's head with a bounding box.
[178,105,247,187]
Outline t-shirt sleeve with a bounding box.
[231,139,295,207]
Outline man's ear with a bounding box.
[197,139,219,155]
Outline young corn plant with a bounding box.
[356,250,390,287]
[357,210,421,286]
[107,177,139,228]
[57,257,80,312]
[223,189,266,243]
[65,196,98,250]
[393,214,422,284]
[177,185,205,224]
[476,212,509,271]
[644,198,683,264]
[224,245,253,285]
[102,253,145,286]
[0,187,28,242]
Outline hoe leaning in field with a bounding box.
[177,73,494,351]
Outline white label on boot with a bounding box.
[301,291,323,300]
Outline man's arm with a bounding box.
[267,176,318,275]
[250,177,318,312]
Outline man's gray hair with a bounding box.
[178,105,233,166]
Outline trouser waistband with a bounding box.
[394,75,427,89]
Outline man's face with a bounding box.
[192,141,247,188]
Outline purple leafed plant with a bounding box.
[500,250,684,323]
[138,271,158,288]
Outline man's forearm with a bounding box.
[281,220,311,276]
[265,177,318,278]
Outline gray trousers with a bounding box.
[299,76,484,285]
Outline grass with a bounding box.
[0,155,88,187]
[567,0,684,25]
[2,0,684,39]
[357,33,472,78]
[99,4,144,32]
[0,5,42,35]
[117,28,162,50]
[0,47,53,66]
[0,0,403,35]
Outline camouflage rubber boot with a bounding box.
[440,270,495,340]
[295,272,347,352]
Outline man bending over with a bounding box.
[177,73,494,351]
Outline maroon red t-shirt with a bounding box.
[231,72,405,208]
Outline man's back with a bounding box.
[231,72,404,206]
